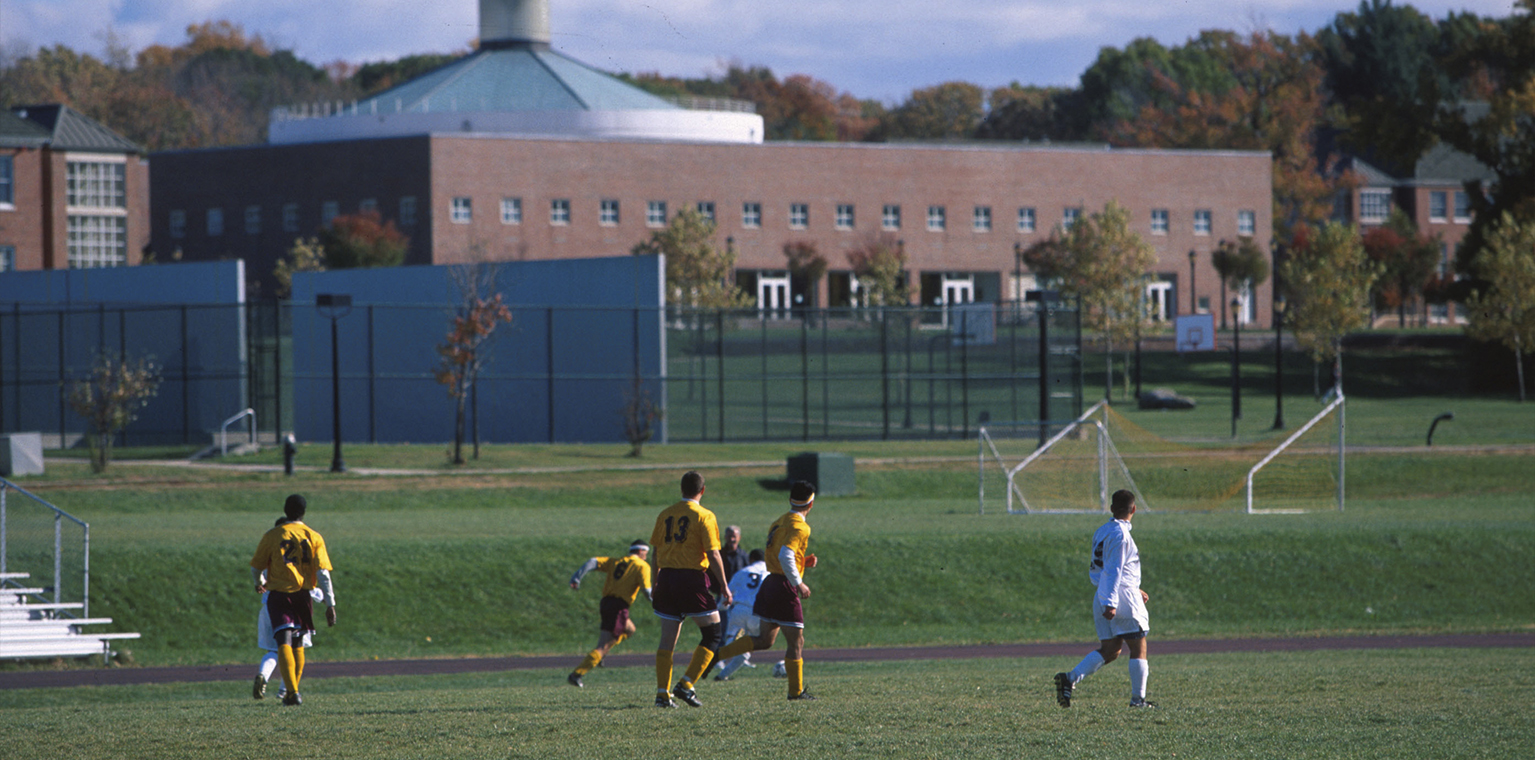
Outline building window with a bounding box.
[321,201,339,228]
[1193,208,1212,235]
[551,199,571,225]
[1017,207,1036,233]
[169,210,186,239]
[451,197,472,224]
[65,161,126,209]
[882,204,901,231]
[696,201,715,223]
[644,200,665,227]
[1150,208,1169,235]
[67,215,127,268]
[501,197,522,225]
[835,204,855,230]
[1429,191,1447,222]
[600,199,620,226]
[0,156,12,207]
[1063,207,1081,230]
[0,245,12,272]
[358,198,377,214]
[1359,190,1390,223]
[244,205,261,235]
[927,205,946,231]
[1238,209,1256,236]
[206,208,224,236]
[282,203,299,232]
[742,202,762,229]
[399,197,416,227]
[789,203,809,230]
[1453,191,1472,223]
[973,206,992,232]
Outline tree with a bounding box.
[1361,209,1440,326]
[975,83,1077,141]
[433,264,513,464]
[631,207,748,309]
[1278,222,1382,393]
[782,241,827,310]
[877,81,985,140]
[1463,211,1535,401]
[1211,237,1271,329]
[620,373,663,457]
[66,353,163,474]
[273,236,327,298]
[319,210,409,269]
[845,234,909,308]
[1022,201,1156,401]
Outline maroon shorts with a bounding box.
[652,568,717,621]
[266,589,316,636]
[752,574,804,628]
[599,596,631,636]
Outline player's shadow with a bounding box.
[757,478,791,491]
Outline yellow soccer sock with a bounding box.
[656,650,674,692]
[787,658,804,697]
[277,645,298,695]
[716,636,754,661]
[293,645,306,689]
[574,650,602,676]
[681,645,715,688]
[611,633,628,648]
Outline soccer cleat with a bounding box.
[1129,697,1157,708]
[252,675,266,700]
[654,693,676,708]
[567,672,584,688]
[788,690,817,701]
[712,674,730,681]
[282,690,302,707]
[672,683,702,707]
[1054,672,1073,708]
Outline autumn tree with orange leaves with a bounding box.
[434,264,513,464]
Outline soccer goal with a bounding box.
[978,401,1148,515]
[1245,391,1346,514]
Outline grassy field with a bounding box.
[1,650,1530,758]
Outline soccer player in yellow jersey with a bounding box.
[650,471,733,708]
[566,539,653,687]
[714,480,819,700]
[249,494,336,707]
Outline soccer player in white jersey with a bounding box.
[713,548,767,681]
[1055,489,1154,708]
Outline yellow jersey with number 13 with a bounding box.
[650,499,721,571]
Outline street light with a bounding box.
[1272,290,1286,431]
[316,293,352,473]
[1231,296,1242,438]
[1188,250,1197,315]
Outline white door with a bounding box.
[758,272,790,318]
[941,274,974,326]
[1146,281,1173,322]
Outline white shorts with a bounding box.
[257,591,321,650]
[723,605,761,640]
[1092,590,1149,641]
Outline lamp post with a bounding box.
[1231,297,1242,438]
[1272,291,1286,431]
[1188,250,1197,314]
[316,293,352,473]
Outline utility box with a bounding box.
[786,452,854,497]
[0,433,44,476]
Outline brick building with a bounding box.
[0,105,150,272]
[149,0,1275,326]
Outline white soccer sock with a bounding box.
[259,651,279,681]
[1128,657,1149,699]
[1069,650,1106,685]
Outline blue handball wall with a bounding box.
[0,261,249,446]
[288,255,666,445]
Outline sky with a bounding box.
[0,0,1522,102]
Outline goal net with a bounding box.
[979,391,1346,515]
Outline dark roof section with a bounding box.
[1414,143,1496,184]
[0,109,52,148]
[9,104,142,154]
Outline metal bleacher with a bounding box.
[1,478,140,661]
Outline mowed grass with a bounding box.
[2,650,1531,759]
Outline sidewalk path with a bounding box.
[3,633,1528,691]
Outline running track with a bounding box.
[3,633,1529,691]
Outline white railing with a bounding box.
[1,477,90,617]
[219,408,257,456]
